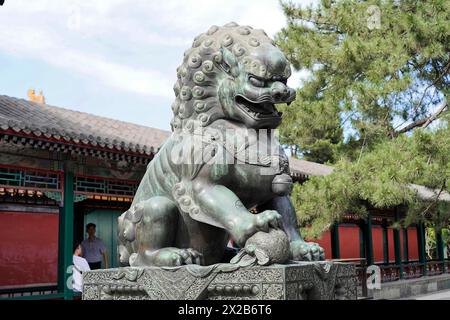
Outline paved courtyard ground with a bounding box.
[400,289,450,300]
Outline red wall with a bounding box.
[338,225,360,259]
[0,211,59,288]
[310,224,420,263]
[372,226,384,263]
[386,227,419,262]
[309,230,332,259]
[408,227,419,260]
[309,225,361,259]
[387,228,396,262]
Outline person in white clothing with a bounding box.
[73,243,90,293]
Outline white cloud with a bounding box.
[288,69,312,88]
[0,0,317,99]
[0,21,173,98]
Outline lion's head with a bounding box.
[171,22,296,132]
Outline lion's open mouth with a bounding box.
[235,95,282,120]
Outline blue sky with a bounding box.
[0,0,315,131]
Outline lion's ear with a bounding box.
[220,48,239,77]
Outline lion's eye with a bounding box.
[249,76,265,87]
[272,76,287,85]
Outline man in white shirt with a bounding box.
[73,243,90,293]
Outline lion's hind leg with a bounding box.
[119,196,202,267]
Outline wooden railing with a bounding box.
[332,258,450,299]
[401,262,425,280]
[377,259,449,282]
[425,259,449,276]
[0,285,58,299]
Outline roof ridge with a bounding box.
[0,94,171,155]
[0,94,171,134]
[289,157,333,165]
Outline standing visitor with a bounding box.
[81,223,108,270]
[72,243,90,293]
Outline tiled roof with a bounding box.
[289,157,450,203]
[0,95,171,155]
[2,94,448,203]
[409,184,450,202]
[289,157,334,178]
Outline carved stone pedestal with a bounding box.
[82,261,357,300]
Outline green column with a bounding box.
[365,212,374,266]
[57,207,65,293]
[436,227,445,271]
[330,222,340,259]
[403,228,409,263]
[359,223,366,260]
[417,222,427,276]
[58,167,74,300]
[393,208,403,279]
[358,214,374,265]
[382,219,389,264]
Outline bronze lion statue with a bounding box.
[118,22,324,267]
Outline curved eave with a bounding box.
[0,129,160,164]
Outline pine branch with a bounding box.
[419,182,447,220]
[422,102,448,128]
[393,60,450,132]
[394,102,448,135]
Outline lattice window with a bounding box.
[74,176,138,197]
[0,166,61,191]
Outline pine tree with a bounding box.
[276,0,450,237]
[276,0,449,162]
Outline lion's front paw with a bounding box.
[290,240,325,261]
[156,248,204,266]
[131,247,203,267]
[232,210,283,247]
[254,210,283,232]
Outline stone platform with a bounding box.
[82,261,357,300]
[371,273,450,300]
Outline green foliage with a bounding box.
[292,125,450,238]
[425,227,450,259]
[276,0,449,162]
[276,0,450,237]
[278,97,342,163]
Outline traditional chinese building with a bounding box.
[0,93,448,299]
[289,157,450,294]
[0,93,169,299]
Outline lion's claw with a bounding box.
[255,210,282,232]
[231,210,283,247]
[132,247,203,267]
[164,248,203,266]
[290,240,325,261]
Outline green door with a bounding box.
[83,209,122,268]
